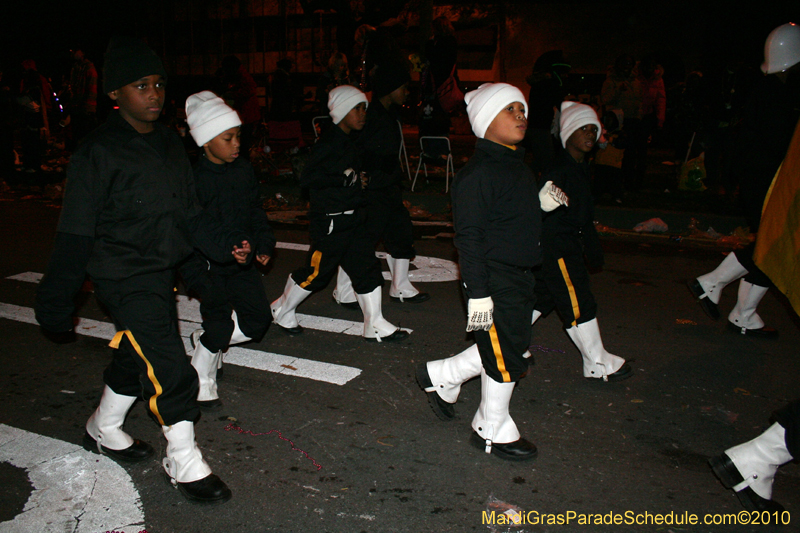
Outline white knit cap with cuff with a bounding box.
[328,85,368,124]
[465,83,528,139]
[559,101,601,148]
[186,91,242,146]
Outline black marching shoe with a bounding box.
[470,432,538,461]
[365,328,409,343]
[82,432,154,463]
[604,362,633,382]
[726,321,779,338]
[197,398,223,411]
[687,279,721,320]
[390,292,431,304]
[275,323,303,336]
[415,363,455,421]
[709,453,785,512]
[169,473,232,505]
[332,296,360,310]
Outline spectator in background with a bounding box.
[316,52,351,115]
[601,54,643,191]
[639,56,666,145]
[270,58,296,121]
[219,55,261,157]
[420,16,458,135]
[525,50,570,176]
[66,47,98,149]
[0,68,14,178]
[18,59,52,176]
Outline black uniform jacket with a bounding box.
[193,155,276,267]
[540,149,603,268]
[357,101,402,190]
[452,139,542,299]
[300,125,366,216]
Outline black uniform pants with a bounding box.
[534,236,597,327]
[94,270,199,427]
[291,210,383,294]
[773,399,800,460]
[734,242,773,288]
[365,186,416,259]
[473,261,537,383]
[180,255,271,353]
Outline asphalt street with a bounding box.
[0,196,798,533]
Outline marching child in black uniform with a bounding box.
[416,83,568,460]
[184,91,276,409]
[271,85,409,342]
[530,101,631,382]
[34,37,231,504]
[332,61,430,306]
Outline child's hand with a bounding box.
[539,181,569,212]
[466,297,494,331]
[232,240,252,264]
[256,254,270,266]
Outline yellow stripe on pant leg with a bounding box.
[489,324,511,383]
[109,330,166,426]
[300,250,323,289]
[557,258,581,327]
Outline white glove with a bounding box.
[343,168,358,186]
[466,297,494,332]
[539,180,569,212]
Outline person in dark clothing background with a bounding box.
[18,59,51,175]
[332,61,429,307]
[65,47,98,149]
[34,36,231,504]
[416,83,567,461]
[531,101,632,382]
[270,58,296,121]
[524,50,570,175]
[183,91,276,410]
[271,85,408,343]
[420,16,459,135]
[219,55,261,157]
[688,22,800,338]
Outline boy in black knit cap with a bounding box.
[332,61,430,307]
[35,36,231,504]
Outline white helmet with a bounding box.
[761,22,800,74]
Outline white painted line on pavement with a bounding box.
[0,302,362,386]
[0,424,145,533]
[5,272,43,283]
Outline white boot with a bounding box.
[387,256,428,302]
[229,310,251,345]
[727,280,776,336]
[191,340,222,407]
[425,344,483,403]
[566,318,631,381]
[271,276,311,334]
[85,386,135,451]
[162,421,231,503]
[356,286,409,342]
[332,267,358,306]
[724,423,793,500]
[689,253,748,319]
[470,370,537,460]
[83,386,153,462]
[531,309,542,325]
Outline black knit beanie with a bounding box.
[372,61,410,98]
[103,36,167,93]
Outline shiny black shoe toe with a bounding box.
[365,329,410,343]
[726,321,779,338]
[172,473,232,504]
[82,432,154,463]
[390,292,431,304]
[687,279,720,320]
[709,453,785,512]
[470,432,538,461]
[415,363,455,421]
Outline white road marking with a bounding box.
[274,242,459,282]
[0,302,361,386]
[0,424,145,533]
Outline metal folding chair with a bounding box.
[312,115,332,141]
[412,136,455,192]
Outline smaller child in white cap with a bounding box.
[531,101,632,382]
[270,85,409,343]
[183,90,277,409]
[416,83,567,462]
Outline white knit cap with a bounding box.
[559,101,601,148]
[465,83,528,139]
[186,91,242,146]
[328,85,368,124]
